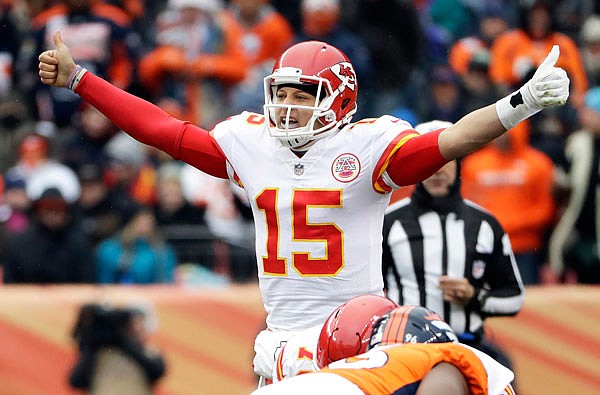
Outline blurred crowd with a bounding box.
[0,0,599,286]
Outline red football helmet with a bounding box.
[263,41,358,149]
[368,306,458,350]
[315,294,398,369]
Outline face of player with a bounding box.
[274,86,324,130]
[421,160,457,197]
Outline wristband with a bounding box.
[66,65,88,91]
[495,84,542,130]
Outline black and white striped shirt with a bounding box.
[382,193,525,337]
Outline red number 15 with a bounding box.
[256,188,344,276]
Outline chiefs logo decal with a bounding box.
[331,62,357,92]
[332,153,360,182]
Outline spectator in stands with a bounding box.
[0,0,32,166]
[5,132,52,183]
[17,0,140,127]
[69,301,166,394]
[549,86,600,284]
[154,162,208,228]
[59,103,119,171]
[489,0,588,106]
[0,172,31,267]
[104,131,157,206]
[153,161,216,267]
[0,0,20,100]
[5,131,82,206]
[227,0,294,113]
[0,0,29,153]
[0,172,31,236]
[95,204,177,284]
[448,3,511,79]
[459,51,501,114]
[461,124,556,285]
[294,0,373,119]
[416,65,466,124]
[138,0,246,128]
[76,163,138,248]
[580,14,600,86]
[3,187,94,283]
[447,2,510,114]
[228,0,293,68]
[427,0,476,42]
[485,1,580,169]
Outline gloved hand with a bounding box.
[496,45,570,129]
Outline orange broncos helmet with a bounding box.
[368,305,458,350]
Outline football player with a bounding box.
[272,294,398,382]
[251,305,516,395]
[38,31,568,382]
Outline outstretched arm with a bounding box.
[438,45,569,160]
[38,31,229,178]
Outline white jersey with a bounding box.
[272,325,321,382]
[212,112,415,331]
[463,344,515,395]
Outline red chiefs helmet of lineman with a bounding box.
[315,294,398,368]
[263,41,358,149]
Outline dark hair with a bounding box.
[277,83,327,100]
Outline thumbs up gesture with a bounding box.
[496,45,570,130]
[38,31,77,88]
[522,45,570,108]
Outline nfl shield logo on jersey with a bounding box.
[472,260,486,279]
[332,153,360,182]
[294,163,304,176]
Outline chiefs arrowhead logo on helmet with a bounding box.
[331,62,356,92]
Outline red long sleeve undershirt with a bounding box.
[75,72,446,186]
[75,72,229,178]
[386,129,448,186]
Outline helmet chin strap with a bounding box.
[275,112,339,151]
[279,124,340,154]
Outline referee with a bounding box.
[382,121,525,370]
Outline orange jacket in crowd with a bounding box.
[31,2,135,90]
[460,122,556,255]
[226,5,294,67]
[489,29,588,106]
[138,10,246,127]
[448,36,488,76]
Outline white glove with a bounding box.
[253,329,291,380]
[496,45,570,129]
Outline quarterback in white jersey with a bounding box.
[40,30,570,383]
[212,113,414,332]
